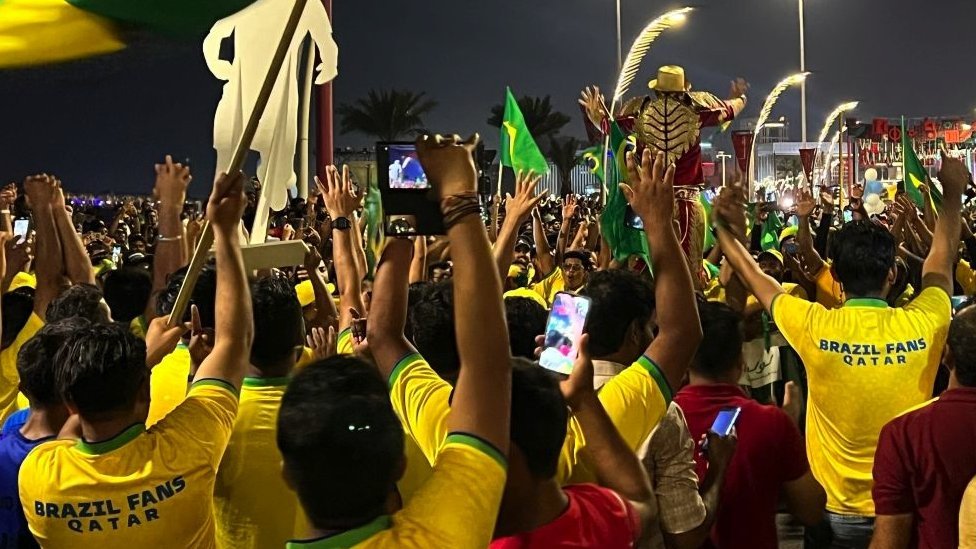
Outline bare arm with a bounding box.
[783,471,827,526]
[150,156,192,320]
[365,238,414,377]
[532,208,555,274]
[304,245,338,330]
[193,171,253,390]
[623,150,702,390]
[492,172,545,281]
[317,167,365,332]
[921,152,966,293]
[795,189,826,279]
[23,175,64,320]
[868,515,912,549]
[556,195,578,265]
[409,236,427,283]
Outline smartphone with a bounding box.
[843,210,853,223]
[13,218,29,240]
[111,245,122,264]
[538,292,592,375]
[783,241,799,256]
[701,406,741,453]
[377,142,444,235]
[625,205,643,230]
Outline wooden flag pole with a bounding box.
[168,0,310,327]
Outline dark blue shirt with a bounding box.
[0,412,28,438]
[0,431,51,548]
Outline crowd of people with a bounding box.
[0,114,975,549]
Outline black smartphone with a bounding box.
[377,142,444,236]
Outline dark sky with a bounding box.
[2,0,975,195]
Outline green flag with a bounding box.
[580,145,604,182]
[499,88,549,175]
[599,122,649,264]
[760,211,784,251]
[362,181,386,280]
[901,116,942,209]
[700,192,715,250]
[67,0,259,34]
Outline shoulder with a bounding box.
[19,440,74,478]
[904,286,951,317]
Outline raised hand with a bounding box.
[145,316,191,368]
[715,182,748,240]
[187,305,215,373]
[621,149,676,226]
[307,326,337,360]
[414,133,480,199]
[154,155,192,206]
[206,171,247,236]
[23,174,58,209]
[315,165,360,219]
[505,171,547,224]
[281,223,296,241]
[562,194,578,221]
[819,189,835,208]
[729,77,750,99]
[795,188,816,218]
[938,148,971,200]
[0,184,17,211]
[578,86,609,128]
[558,334,594,410]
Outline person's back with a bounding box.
[872,304,976,548]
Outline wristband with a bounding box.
[0,210,10,215]
[440,193,481,230]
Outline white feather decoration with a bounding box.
[748,72,808,176]
[815,101,859,149]
[610,7,693,113]
[817,126,847,186]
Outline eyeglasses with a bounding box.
[563,263,585,272]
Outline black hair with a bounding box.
[250,276,305,370]
[505,297,547,360]
[128,234,146,245]
[277,356,404,527]
[405,281,431,341]
[563,250,592,270]
[1,288,34,350]
[580,270,655,357]
[54,320,148,416]
[426,261,451,279]
[691,301,744,379]
[949,305,976,387]
[103,268,152,323]
[407,281,459,380]
[831,220,895,297]
[46,284,109,324]
[510,359,567,479]
[18,318,89,407]
[156,262,218,328]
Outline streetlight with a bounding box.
[797,0,807,144]
[716,151,731,186]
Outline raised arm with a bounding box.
[409,236,427,283]
[23,175,64,320]
[51,181,94,286]
[317,166,365,332]
[150,156,191,319]
[304,245,338,330]
[532,207,555,274]
[921,152,967,293]
[192,171,253,390]
[416,133,511,454]
[556,195,577,265]
[492,171,545,280]
[795,188,826,278]
[365,238,415,378]
[621,150,702,391]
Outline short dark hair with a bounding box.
[407,281,459,380]
[949,305,976,387]
[691,301,744,379]
[47,284,109,324]
[1,288,34,349]
[156,262,218,328]
[103,268,152,323]
[580,270,655,357]
[427,261,451,278]
[18,318,89,407]
[563,250,592,270]
[277,356,404,527]
[505,297,547,360]
[831,221,895,296]
[251,276,304,369]
[510,360,567,479]
[54,321,148,416]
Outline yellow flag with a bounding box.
[0,0,124,69]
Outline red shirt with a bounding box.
[490,484,640,549]
[675,383,809,549]
[873,387,976,548]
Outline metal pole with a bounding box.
[837,114,844,212]
[717,151,730,187]
[799,0,807,144]
[616,0,622,71]
[297,36,315,200]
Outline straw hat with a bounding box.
[648,65,691,93]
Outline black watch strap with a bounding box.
[333,217,351,230]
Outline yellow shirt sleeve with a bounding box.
[0,312,43,421]
[903,286,952,333]
[531,268,564,306]
[558,356,670,484]
[957,260,976,296]
[152,379,239,469]
[770,292,821,353]
[815,266,844,308]
[960,476,976,549]
[388,353,452,466]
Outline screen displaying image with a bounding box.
[539,293,591,375]
[387,144,429,190]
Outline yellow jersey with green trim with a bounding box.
[957,260,976,296]
[146,343,191,427]
[286,434,506,549]
[0,313,43,422]
[215,377,308,548]
[20,380,239,548]
[128,316,148,340]
[771,288,951,515]
[531,268,564,306]
[336,327,354,355]
[814,266,844,309]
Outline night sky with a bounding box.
[2,0,974,196]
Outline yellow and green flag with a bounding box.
[599,122,649,264]
[901,116,942,209]
[0,0,124,69]
[499,87,549,175]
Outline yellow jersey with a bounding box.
[814,266,845,309]
[960,476,976,549]
[771,287,951,515]
[286,434,506,549]
[215,377,308,548]
[531,268,564,306]
[20,381,239,548]
[957,260,976,296]
[0,313,43,422]
[336,327,354,355]
[146,343,191,427]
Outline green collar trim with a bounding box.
[242,376,290,388]
[844,298,888,309]
[445,432,507,469]
[286,515,392,548]
[76,423,145,455]
[637,355,673,405]
[387,352,422,390]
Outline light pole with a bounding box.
[798,0,807,144]
[616,0,622,70]
[716,151,731,186]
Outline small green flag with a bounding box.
[580,145,604,181]
[760,211,784,251]
[599,122,649,264]
[700,192,715,251]
[901,116,942,209]
[499,88,549,176]
[362,181,386,279]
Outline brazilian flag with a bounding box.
[499,87,549,176]
[900,116,942,209]
[760,211,784,251]
[599,121,649,264]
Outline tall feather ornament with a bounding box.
[749,72,809,167]
[812,101,858,187]
[610,7,693,114]
[817,127,847,186]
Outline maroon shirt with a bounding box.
[872,387,976,548]
[675,383,809,549]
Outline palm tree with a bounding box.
[337,89,437,141]
[487,95,571,143]
[548,136,583,197]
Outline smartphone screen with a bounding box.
[539,292,592,375]
[624,205,643,230]
[13,219,29,239]
[709,407,742,437]
[111,246,122,264]
[843,210,853,223]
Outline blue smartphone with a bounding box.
[702,406,741,452]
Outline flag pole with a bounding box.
[490,161,503,241]
[168,0,311,327]
[297,36,315,200]
[837,112,845,213]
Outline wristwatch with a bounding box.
[332,217,352,230]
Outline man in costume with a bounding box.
[581,66,748,287]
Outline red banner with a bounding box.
[731,131,754,174]
[798,148,817,184]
